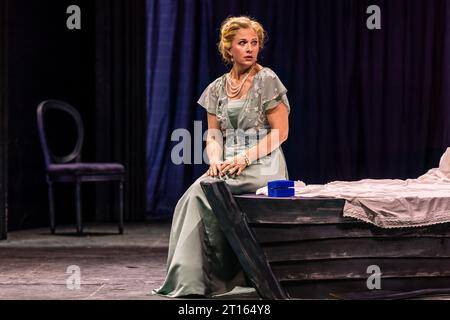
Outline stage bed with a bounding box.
[201,179,450,300]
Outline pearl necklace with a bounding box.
[225,64,255,98]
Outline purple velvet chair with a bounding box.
[37,100,124,235]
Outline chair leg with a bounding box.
[118,180,124,234]
[48,182,55,234]
[75,181,83,235]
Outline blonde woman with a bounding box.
[154,16,290,298]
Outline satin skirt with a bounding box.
[153,148,289,297]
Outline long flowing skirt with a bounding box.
[153,148,288,297]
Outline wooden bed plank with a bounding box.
[202,183,450,299]
[235,197,356,225]
[282,277,450,299]
[263,238,450,262]
[251,223,450,243]
[271,258,450,281]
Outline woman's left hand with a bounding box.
[220,155,248,176]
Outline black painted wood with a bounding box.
[271,258,450,281]
[0,0,8,240]
[331,287,450,300]
[200,179,288,300]
[263,238,450,262]
[205,184,450,299]
[252,223,450,243]
[282,277,450,300]
[235,196,354,224]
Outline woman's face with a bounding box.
[229,28,260,68]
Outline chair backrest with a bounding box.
[36,100,84,168]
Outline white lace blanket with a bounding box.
[256,148,450,228]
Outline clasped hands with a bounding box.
[207,154,249,178]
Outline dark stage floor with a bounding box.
[0,223,171,299]
[2,222,447,300]
[0,222,259,300]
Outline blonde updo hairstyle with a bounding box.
[218,16,266,65]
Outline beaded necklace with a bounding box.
[225,64,255,98]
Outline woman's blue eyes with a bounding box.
[239,41,258,46]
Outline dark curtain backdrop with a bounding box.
[146,0,450,218]
[95,0,147,221]
[0,0,7,239]
[7,0,96,230]
[146,0,213,217]
[6,0,147,231]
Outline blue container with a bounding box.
[268,188,295,197]
[268,180,295,197]
[267,180,294,189]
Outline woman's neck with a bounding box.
[231,63,256,80]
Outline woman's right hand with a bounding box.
[207,161,223,177]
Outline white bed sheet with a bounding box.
[256,148,450,228]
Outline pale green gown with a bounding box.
[153,67,291,297]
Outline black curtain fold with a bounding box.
[95,0,147,222]
[6,0,96,231]
[0,0,7,239]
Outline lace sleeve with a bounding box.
[260,70,290,114]
[197,80,220,114]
